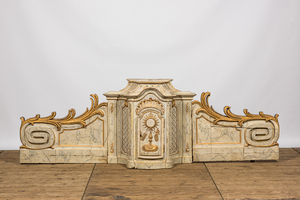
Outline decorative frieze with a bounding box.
[19,79,280,168]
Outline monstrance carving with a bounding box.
[19,79,280,168]
[141,112,160,152]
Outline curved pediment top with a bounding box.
[104,79,196,99]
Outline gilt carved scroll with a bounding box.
[20,79,280,168]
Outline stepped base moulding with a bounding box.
[20,79,280,169]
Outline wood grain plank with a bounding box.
[1,148,300,199]
[83,163,222,200]
[206,148,300,199]
[0,150,94,200]
[294,148,300,154]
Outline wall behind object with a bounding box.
[1,0,299,149]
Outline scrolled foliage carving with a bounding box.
[20,94,107,149]
[192,92,280,147]
[192,92,279,127]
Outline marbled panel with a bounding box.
[196,116,240,145]
[193,147,244,162]
[182,100,193,163]
[59,116,104,147]
[55,149,107,163]
[20,149,56,163]
[134,160,171,169]
[244,145,279,160]
[20,149,107,163]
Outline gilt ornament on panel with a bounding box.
[19,79,280,168]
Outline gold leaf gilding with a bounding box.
[192,92,279,127]
[20,94,107,132]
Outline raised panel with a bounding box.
[59,116,104,147]
[196,115,241,145]
[138,110,164,159]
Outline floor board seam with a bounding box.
[204,163,224,200]
[292,148,300,154]
[81,163,96,200]
[0,150,4,155]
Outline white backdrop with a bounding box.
[1,0,299,150]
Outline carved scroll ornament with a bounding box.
[192,92,280,147]
[19,79,281,167]
[20,94,107,149]
[192,92,279,127]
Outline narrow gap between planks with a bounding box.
[204,163,224,200]
[0,150,4,155]
[81,163,96,200]
[292,148,300,154]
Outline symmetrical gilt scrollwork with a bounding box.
[192,92,279,127]
[20,94,107,149]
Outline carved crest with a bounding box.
[136,98,164,115]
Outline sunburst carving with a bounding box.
[141,112,160,152]
[136,98,164,115]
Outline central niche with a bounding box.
[136,97,165,159]
[104,79,195,169]
[19,78,280,169]
[138,108,164,159]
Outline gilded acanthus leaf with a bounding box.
[20,94,107,131]
[192,92,279,127]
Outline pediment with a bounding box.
[104,79,196,99]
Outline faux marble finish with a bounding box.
[104,79,196,169]
[20,106,107,163]
[20,79,280,168]
[193,147,244,162]
[20,149,107,163]
[192,99,280,162]
[59,117,104,147]
[196,116,241,144]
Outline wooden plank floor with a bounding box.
[0,149,299,200]
[205,148,300,200]
[84,163,221,200]
[0,151,94,200]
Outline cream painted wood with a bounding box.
[192,97,279,162]
[104,79,196,169]
[20,104,108,164]
[19,79,279,168]
[107,99,117,164]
